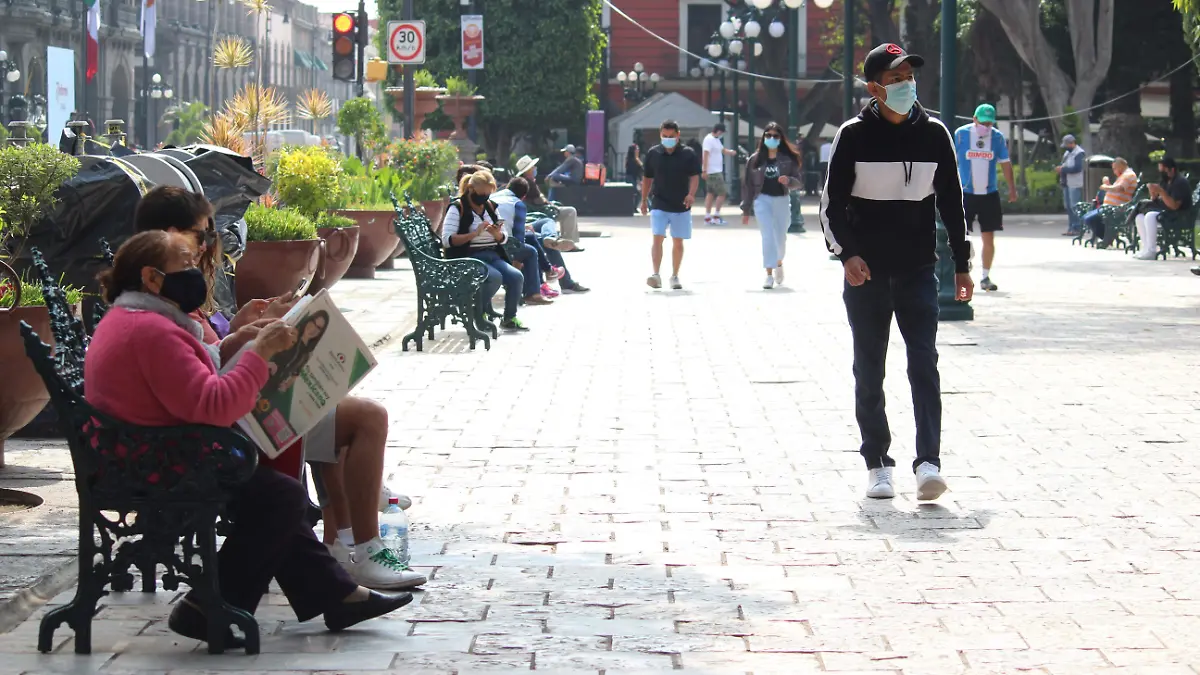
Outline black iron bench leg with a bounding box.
[41,518,103,654]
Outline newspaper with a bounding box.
[222,290,378,458]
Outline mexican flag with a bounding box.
[140,0,155,58]
[84,0,98,81]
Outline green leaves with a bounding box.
[337,97,388,156]
[273,146,346,219]
[0,143,81,242]
[244,203,319,242]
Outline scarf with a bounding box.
[113,291,223,369]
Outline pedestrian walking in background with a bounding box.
[701,123,737,225]
[954,103,1017,292]
[625,143,643,214]
[819,43,973,501]
[741,122,803,289]
[642,120,701,291]
[1057,134,1086,235]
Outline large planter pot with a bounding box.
[435,95,484,139]
[0,261,53,467]
[338,209,400,279]
[384,87,445,136]
[235,239,324,307]
[308,226,360,296]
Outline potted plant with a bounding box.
[384,70,445,137]
[0,144,80,466]
[436,76,484,141]
[387,136,459,232]
[337,159,405,279]
[237,203,322,307]
[271,145,359,294]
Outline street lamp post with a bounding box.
[616,62,660,105]
[0,51,21,126]
[934,0,971,320]
[146,73,174,149]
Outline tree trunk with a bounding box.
[1169,57,1197,158]
[864,0,899,45]
[901,0,940,108]
[1097,112,1146,169]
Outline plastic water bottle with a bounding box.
[378,497,410,566]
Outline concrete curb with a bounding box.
[0,556,77,634]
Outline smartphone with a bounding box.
[294,277,309,295]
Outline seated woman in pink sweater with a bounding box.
[86,230,412,647]
[132,187,422,593]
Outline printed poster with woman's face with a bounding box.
[241,290,377,457]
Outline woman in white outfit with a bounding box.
[741,122,804,289]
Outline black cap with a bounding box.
[863,43,925,82]
[713,123,726,133]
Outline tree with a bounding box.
[163,101,208,147]
[337,97,386,161]
[379,0,605,161]
[977,0,1114,148]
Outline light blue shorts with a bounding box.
[650,210,693,240]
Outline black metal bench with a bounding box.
[1151,184,1200,260]
[21,260,261,656]
[1072,183,1145,251]
[391,195,497,352]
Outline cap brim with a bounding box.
[888,54,924,70]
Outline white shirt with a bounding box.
[702,133,725,175]
[820,142,832,163]
[440,201,504,249]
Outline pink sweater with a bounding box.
[86,307,269,428]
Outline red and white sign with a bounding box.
[461,15,484,70]
[387,20,426,65]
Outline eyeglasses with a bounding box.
[189,224,218,248]
[764,134,782,139]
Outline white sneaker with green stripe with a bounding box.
[349,538,427,590]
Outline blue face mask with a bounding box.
[661,137,678,149]
[764,137,781,150]
[881,80,917,116]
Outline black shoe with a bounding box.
[168,599,246,649]
[500,317,530,331]
[324,590,414,632]
[561,282,590,293]
[1191,266,1200,276]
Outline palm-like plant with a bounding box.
[200,111,249,155]
[297,89,333,126]
[213,37,253,69]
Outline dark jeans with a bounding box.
[472,247,522,319]
[523,233,574,285]
[843,265,941,472]
[512,242,541,297]
[1083,209,1104,239]
[185,464,357,621]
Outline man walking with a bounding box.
[1057,134,1086,235]
[701,123,737,225]
[954,103,1017,292]
[819,43,973,501]
[642,120,700,290]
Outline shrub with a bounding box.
[244,203,318,242]
[273,145,345,218]
[0,276,84,308]
[386,137,459,202]
[413,69,440,88]
[314,212,357,229]
[0,143,81,243]
[444,76,476,97]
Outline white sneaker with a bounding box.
[379,485,412,512]
[763,274,775,289]
[326,540,352,566]
[670,276,683,290]
[647,273,662,289]
[915,462,948,501]
[865,467,895,499]
[349,539,427,590]
[773,267,785,285]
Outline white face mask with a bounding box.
[879,80,917,116]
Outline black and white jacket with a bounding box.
[820,102,970,275]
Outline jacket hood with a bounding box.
[859,101,930,128]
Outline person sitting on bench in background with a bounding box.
[514,154,583,249]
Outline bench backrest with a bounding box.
[29,248,89,391]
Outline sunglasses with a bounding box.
[764,134,782,139]
[189,222,218,248]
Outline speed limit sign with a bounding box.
[387,21,425,65]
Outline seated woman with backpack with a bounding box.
[441,169,530,332]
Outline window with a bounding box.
[680,1,723,74]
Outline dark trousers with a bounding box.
[186,464,357,621]
[843,265,941,472]
[523,233,574,285]
[472,248,523,319]
[512,243,541,297]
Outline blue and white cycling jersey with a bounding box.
[954,123,1010,195]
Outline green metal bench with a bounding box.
[391,195,498,352]
[1150,183,1200,260]
[1072,183,1145,251]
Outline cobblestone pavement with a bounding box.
[5,209,1200,674]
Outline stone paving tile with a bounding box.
[9,214,1200,672]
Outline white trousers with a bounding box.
[1135,212,1160,258]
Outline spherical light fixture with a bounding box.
[5,69,18,83]
[690,67,701,78]
[754,42,763,56]
[152,73,162,84]
[164,88,174,99]
[813,0,834,7]
[634,62,644,73]
[783,0,804,7]
[650,73,661,83]
[728,40,743,55]
[699,58,712,69]
[718,21,735,39]
[751,0,773,8]
[704,66,715,77]
[617,71,628,82]
[768,21,786,38]
[718,59,730,68]
[150,88,162,99]
[707,43,722,58]
[0,50,7,61]
[744,20,761,38]
[627,70,638,81]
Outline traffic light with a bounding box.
[332,12,357,82]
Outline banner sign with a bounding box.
[461,14,484,69]
[46,47,76,145]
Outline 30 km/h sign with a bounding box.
[387,20,425,65]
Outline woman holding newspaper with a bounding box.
[85,231,415,647]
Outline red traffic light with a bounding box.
[333,13,354,34]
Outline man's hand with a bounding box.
[1008,187,1018,203]
[1149,184,1163,197]
[955,273,974,302]
[640,200,649,216]
[843,256,871,286]
[683,194,695,209]
[742,214,750,225]
[1102,176,1111,186]
[1054,166,1062,175]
